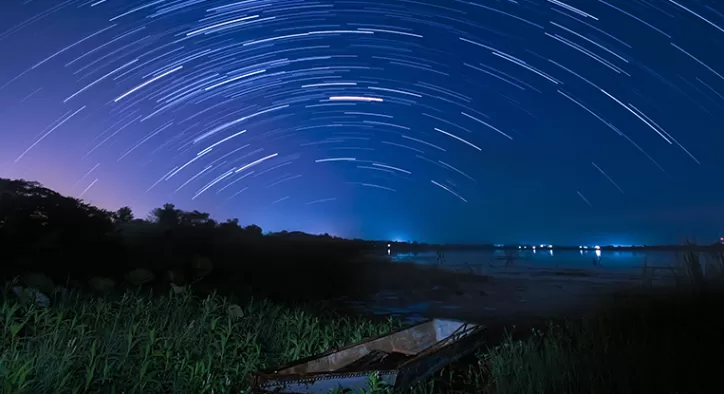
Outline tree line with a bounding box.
[0,177,373,296]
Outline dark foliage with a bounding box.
[0,178,377,301]
[0,178,120,277]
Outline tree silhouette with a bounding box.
[114,206,134,224]
[218,218,242,233]
[151,203,181,228]
[0,178,115,273]
[244,224,263,237]
[179,210,215,227]
[1,177,374,286]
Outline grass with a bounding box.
[411,250,724,394]
[480,289,724,394]
[471,249,724,394]
[0,288,400,393]
[4,250,724,394]
[7,288,723,394]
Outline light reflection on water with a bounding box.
[354,249,719,321]
[389,249,679,271]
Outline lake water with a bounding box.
[388,248,679,275]
[346,248,704,323]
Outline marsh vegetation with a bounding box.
[2,177,723,393]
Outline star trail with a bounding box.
[1,0,723,244]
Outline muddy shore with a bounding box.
[334,260,667,325]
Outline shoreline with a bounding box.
[334,260,669,325]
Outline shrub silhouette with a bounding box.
[0,177,379,301]
[0,178,118,278]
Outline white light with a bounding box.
[330,96,383,102]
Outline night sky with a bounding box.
[1,0,723,245]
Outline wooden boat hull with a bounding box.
[253,370,399,394]
[251,319,486,393]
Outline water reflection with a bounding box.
[389,249,682,271]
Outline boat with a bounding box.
[250,319,486,393]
